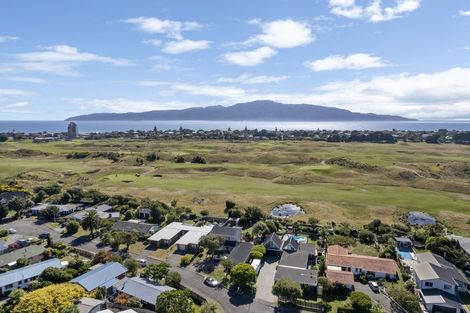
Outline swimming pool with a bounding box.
[397,249,413,261]
[290,235,307,244]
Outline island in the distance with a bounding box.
[66,100,413,121]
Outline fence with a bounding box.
[278,298,324,312]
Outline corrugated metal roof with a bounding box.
[71,262,127,291]
[0,258,62,287]
[148,222,213,244]
[113,277,173,304]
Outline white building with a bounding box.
[0,258,63,294]
[148,222,213,252]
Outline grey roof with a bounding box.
[113,277,174,305]
[229,242,253,264]
[262,233,282,249]
[416,253,468,285]
[449,235,470,256]
[71,262,127,291]
[299,243,317,256]
[279,251,309,269]
[420,289,467,311]
[0,258,62,287]
[275,267,318,286]
[282,236,300,252]
[111,221,157,234]
[0,192,28,203]
[0,245,46,267]
[394,237,412,243]
[210,225,242,240]
[77,297,105,313]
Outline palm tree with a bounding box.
[81,210,101,237]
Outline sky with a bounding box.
[0,0,469,120]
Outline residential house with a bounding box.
[395,237,413,251]
[326,270,354,290]
[137,208,151,219]
[111,220,157,235]
[113,277,174,309]
[275,251,318,292]
[414,253,468,295]
[326,245,398,280]
[262,233,283,254]
[71,262,127,291]
[0,192,28,205]
[210,225,242,252]
[70,204,119,222]
[29,203,83,217]
[148,222,213,252]
[418,289,468,313]
[76,297,105,313]
[282,236,300,253]
[229,242,254,264]
[0,258,63,294]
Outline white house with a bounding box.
[148,222,213,252]
[0,258,63,294]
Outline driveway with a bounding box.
[256,255,279,304]
[354,282,391,313]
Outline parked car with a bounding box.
[204,277,219,287]
[368,281,380,293]
[38,232,50,239]
[138,259,148,267]
[8,228,16,234]
[8,242,20,250]
[17,239,31,247]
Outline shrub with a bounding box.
[350,291,373,312]
[66,221,80,234]
[250,245,266,260]
[180,255,193,267]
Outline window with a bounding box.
[424,282,433,287]
[444,284,452,290]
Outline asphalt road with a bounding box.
[2,217,279,313]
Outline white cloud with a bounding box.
[305,53,387,71]
[222,47,277,66]
[162,39,211,54]
[0,36,19,43]
[148,55,191,72]
[329,0,421,23]
[6,101,29,108]
[1,101,32,114]
[6,76,47,84]
[71,98,195,113]
[249,19,314,48]
[16,45,131,76]
[459,10,470,16]
[124,17,202,40]
[0,89,35,97]
[173,84,247,99]
[142,39,162,46]
[217,73,289,84]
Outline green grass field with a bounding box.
[1,139,469,234]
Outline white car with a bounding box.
[7,228,16,234]
[368,281,380,293]
[138,259,148,267]
[204,277,219,287]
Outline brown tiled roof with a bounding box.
[327,270,354,286]
[327,253,398,275]
[328,245,349,255]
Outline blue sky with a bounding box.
[0,0,469,120]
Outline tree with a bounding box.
[272,279,302,303]
[121,231,138,251]
[0,203,9,220]
[16,257,30,268]
[39,267,73,284]
[239,207,264,227]
[141,263,170,282]
[201,301,219,313]
[191,155,206,164]
[250,245,266,259]
[0,134,8,142]
[388,287,420,313]
[199,234,225,258]
[350,291,373,313]
[252,221,270,237]
[224,200,236,213]
[42,205,60,221]
[66,221,80,234]
[60,192,72,204]
[358,229,375,244]
[8,197,27,218]
[174,155,185,163]
[155,289,194,313]
[81,209,101,236]
[33,190,47,204]
[12,283,85,313]
[221,257,235,273]
[165,271,181,288]
[230,263,256,291]
[61,306,80,313]
[124,258,139,276]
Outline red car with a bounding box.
[8,242,20,250]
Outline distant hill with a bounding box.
[66,100,413,121]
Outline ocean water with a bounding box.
[1,120,470,133]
